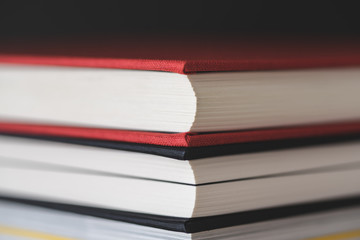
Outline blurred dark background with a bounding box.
[0,0,360,38]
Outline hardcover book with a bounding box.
[0,38,360,133]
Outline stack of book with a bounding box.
[0,38,360,239]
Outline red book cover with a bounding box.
[1,37,360,74]
[1,121,360,147]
